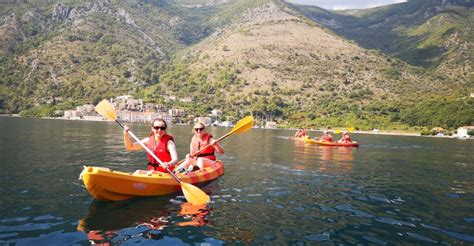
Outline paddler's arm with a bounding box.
[165,140,178,167]
[123,126,147,151]
[210,138,224,154]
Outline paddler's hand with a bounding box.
[162,162,169,169]
[123,126,130,135]
[210,140,217,146]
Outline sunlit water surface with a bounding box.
[0,117,473,245]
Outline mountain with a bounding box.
[151,1,470,129]
[0,0,472,129]
[289,0,473,83]
[0,0,289,112]
[0,0,254,111]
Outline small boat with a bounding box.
[305,138,359,147]
[80,161,224,201]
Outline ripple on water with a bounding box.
[8,231,87,245]
[33,215,56,221]
[0,233,18,239]
[304,232,330,242]
[363,235,388,246]
[375,217,415,227]
[368,195,391,204]
[335,204,373,218]
[421,223,474,243]
[406,232,438,243]
[464,218,474,223]
[268,191,292,197]
[117,225,150,237]
[0,217,28,223]
[0,221,66,232]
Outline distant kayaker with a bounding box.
[295,129,301,137]
[175,122,224,173]
[123,118,178,173]
[336,131,353,144]
[295,129,308,138]
[318,130,333,142]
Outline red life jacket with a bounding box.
[191,133,216,161]
[322,135,333,142]
[147,133,175,172]
[342,135,352,143]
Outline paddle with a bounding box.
[335,128,354,134]
[176,116,254,165]
[94,99,210,205]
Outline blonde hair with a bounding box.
[192,121,206,134]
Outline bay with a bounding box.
[0,116,473,245]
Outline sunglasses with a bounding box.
[153,126,167,130]
[194,127,205,132]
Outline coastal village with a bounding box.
[60,95,278,129]
[57,94,473,139]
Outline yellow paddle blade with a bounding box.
[181,182,210,205]
[95,99,117,121]
[348,127,355,132]
[334,129,341,134]
[230,116,254,135]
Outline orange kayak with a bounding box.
[305,138,359,147]
[80,161,224,201]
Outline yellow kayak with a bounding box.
[305,138,359,147]
[80,161,224,201]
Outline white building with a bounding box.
[77,104,95,114]
[265,121,277,129]
[455,126,474,138]
[64,110,82,119]
[169,108,186,117]
[211,109,223,117]
[126,99,143,111]
[82,115,104,121]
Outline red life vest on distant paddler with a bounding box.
[191,133,216,161]
[322,135,333,142]
[342,134,352,143]
[147,133,175,172]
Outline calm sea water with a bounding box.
[0,116,473,245]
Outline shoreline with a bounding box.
[1,114,472,139]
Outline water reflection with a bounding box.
[177,203,211,227]
[320,147,353,175]
[78,197,212,244]
[293,138,354,175]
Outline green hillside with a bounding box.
[144,1,472,130]
[290,0,473,82]
[0,0,472,130]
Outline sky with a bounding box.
[286,0,407,10]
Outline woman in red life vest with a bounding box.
[175,122,224,173]
[123,118,178,173]
[336,131,352,144]
[318,130,333,142]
